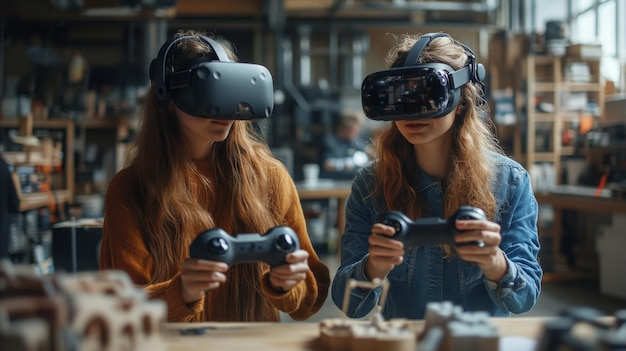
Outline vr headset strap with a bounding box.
[449,66,471,89]
[154,35,231,100]
[403,32,451,67]
[202,37,231,62]
[402,32,484,89]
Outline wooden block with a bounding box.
[0,296,70,351]
[350,325,378,351]
[320,319,353,351]
[55,270,167,351]
[319,318,416,351]
[0,262,167,351]
[0,317,50,351]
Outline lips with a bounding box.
[403,121,429,132]
[211,120,231,126]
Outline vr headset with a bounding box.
[149,35,274,120]
[361,32,485,121]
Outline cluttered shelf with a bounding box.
[2,116,133,209]
[1,118,75,211]
[18,189,71,212]
[0,118,70,129]
[0,117,130,129]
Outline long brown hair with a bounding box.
[124,30,286,320]
[372,33,501,227]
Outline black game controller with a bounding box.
[377,206,487,248]
[189,226,300,267]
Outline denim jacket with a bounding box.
[331,152,543,319]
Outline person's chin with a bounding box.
[214,129,232,141]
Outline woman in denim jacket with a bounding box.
[331,33,542,319]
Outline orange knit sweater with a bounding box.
[99,159,330,322]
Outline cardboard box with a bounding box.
[566,44,603,58]
[605,94,626,122]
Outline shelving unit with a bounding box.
[513,55,606,282]
[515,55,605,188]
[2,117,133,209]
[1,119,75,212]
[1,116,133,263]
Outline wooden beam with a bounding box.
[284,0,335,11]
[176,0,263,16]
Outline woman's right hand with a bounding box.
[180,258,229,304]
[365,223,405,281]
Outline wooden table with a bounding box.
[534,186,626,214]
[295,179,353,235]
[163,317,555,351]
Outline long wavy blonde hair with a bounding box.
[372,33,501,234]
[124,30,285,320]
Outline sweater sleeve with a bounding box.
[99,169,202,322]
[259,166,331,321]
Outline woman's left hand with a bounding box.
[268,249,310,292]
[454,219,508,282]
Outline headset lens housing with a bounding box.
[171,61,274,120]
[361,65,460,121]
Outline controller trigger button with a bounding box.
[207,238,228,255]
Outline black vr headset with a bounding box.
[361,32,486,121]
[149,35,274,120]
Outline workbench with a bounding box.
[534,185,626,281]
[164,318,549,351]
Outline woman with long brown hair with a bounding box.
[332,32,542,319]
[100,30,330,322]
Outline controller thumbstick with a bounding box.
[383,219,401,233]
[207,238,229,255]
[456,206,486,220]
[275,234,296,252]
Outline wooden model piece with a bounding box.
[418,301,499,351]
[319,278,501,351]
[54,270,167,351]
[0,311,49,351]
[319,278,417,351]
[0,262,69,351]
[0,261,167,351]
